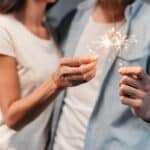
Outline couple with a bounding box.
[0,0,150,150]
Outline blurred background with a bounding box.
[47,0,82,26]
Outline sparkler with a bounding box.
[87,27,137,56]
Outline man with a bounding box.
[46,0,150,149]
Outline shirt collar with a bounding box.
[125,0,143,20]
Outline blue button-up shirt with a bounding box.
[47,0,150,150]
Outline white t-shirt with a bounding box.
[0,14,60,150]
[54,16,124,150]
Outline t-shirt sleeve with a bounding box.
[0,27,16,58]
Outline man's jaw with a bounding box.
[97,0,134,10]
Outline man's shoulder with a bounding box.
[135,2,150,35]
[135,1,150,41]
[138,2,150,21]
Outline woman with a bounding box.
[0,0,97,149]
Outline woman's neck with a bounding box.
[14,1,46,27]
[93,4,125,23]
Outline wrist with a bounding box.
[51,73,61,90]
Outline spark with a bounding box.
[88,28,137,55]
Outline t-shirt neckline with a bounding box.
[7,14,52,45]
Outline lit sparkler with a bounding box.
[87,27,137,56]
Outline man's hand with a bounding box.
[119,67,150,121]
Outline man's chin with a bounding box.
[98,0,134,10]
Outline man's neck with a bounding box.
[93,5,125,23]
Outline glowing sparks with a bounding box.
[87,28,137,55]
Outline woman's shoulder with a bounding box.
[0,14,20,40]
[0,14,19,36]
[0,14,13,35]
[0,14,15,27]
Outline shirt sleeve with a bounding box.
[0,27,16,58]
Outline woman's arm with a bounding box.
[0,55,58,130]
[0,55,97,130]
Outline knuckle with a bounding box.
[80,68,84,74]
[82,74,87,80]
[122,76,128,82]
[120,97,126,104]
[61,67,67,75]
[120,84,126,92]
[120,78,125,85]
[135,100,142,108]
[138,67,144,74]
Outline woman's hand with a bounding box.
[0,56,97,130]
[119,67,150,121]
[52,56,98,89]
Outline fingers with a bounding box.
[119,67,144,76]
[119,67,147,80]
[55,57,98,88]
[119,67,150,119]
[62,67,96,82]
[120,96,142,117]
[119,67,150,93]
[60,56,98,67]
[83,67,96,81]
[60,62,96,76]
[120,96,142,108]
[119,84,146,99]
[119,76,143,90]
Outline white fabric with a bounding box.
[54,16,124,150]
[0,14,60,150]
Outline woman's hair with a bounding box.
[0,0,26,14]
[0,0,57,14]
